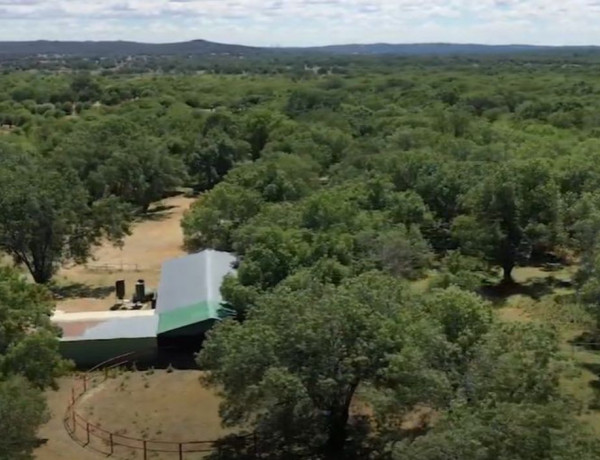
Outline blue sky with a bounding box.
[0,0,598,46]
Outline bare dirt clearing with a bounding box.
[36,370,232,460]
[55,195,194,313]
[78,370,230,444]
[35,377,104,460]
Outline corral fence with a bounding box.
[64,353,260,459]
[84,262,140,273]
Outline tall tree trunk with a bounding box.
[324,382,359,459]
[502,261,514,285]
[324,411,350,459]
[32,265,52,284]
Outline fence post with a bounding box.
[143,440,147,460]
[86,423,90,445]
[72,408,76,433]
[71,387,75,405]
[179,442,183,460]
[83,375,87,392]
[109,433,114,455]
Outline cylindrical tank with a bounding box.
[115,279,125,300]
[135,279,145,303]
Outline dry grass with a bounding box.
[35,377,105,460]
[54,195,194,313]
[35,193,241,460]
[36,370,232,460]
[494,264,600,434]
[78,370,231,444]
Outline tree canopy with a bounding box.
[0,266,67,459]
[4,52,600,458]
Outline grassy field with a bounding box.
[486,265,600,434]
[36,371,230,460]
[77,369,231,444]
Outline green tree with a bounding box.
[187,131,251,191]
[453,161,561,283]
[0,265,67,386]
[373,226,432,280]
[0,376,49,460]
[182,182,263,251]
[0,266,67,460]
[393,402,600,460]
[0,151,129,283]
[198,272,445,458]
[464,323,563,405]
[88,140,186,212]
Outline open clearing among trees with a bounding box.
[77,370,230,445]
[486,266,600,434]
[5,50,600,459]
[34,194,233,460]
[54,195,194,313]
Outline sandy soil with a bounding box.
[36,370,231,460]
[35,378,104,460]
[35,370,231,460]
[54,195,194,313]
[78,370,230,443]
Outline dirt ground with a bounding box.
[54,195,194,313]
[35,377,105,460]
[78,370,230,442]
[36,370,231,460]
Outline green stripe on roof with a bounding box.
[157,301,222,334]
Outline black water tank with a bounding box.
[135,279,145,303]
[115,279,125,300]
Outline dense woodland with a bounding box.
[4,53,600,458]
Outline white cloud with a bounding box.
[0,0,599,45]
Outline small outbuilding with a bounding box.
[56,310,158,367]
[54,250,237,367]
[156,250,237,339]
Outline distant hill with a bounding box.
[0,39,263,57]
[307,43,600,55]
[0,39,599,57]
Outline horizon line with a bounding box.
[1,38,599,49]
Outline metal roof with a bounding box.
[156,301,220,335]
[156,250,236,313]
[55,250,237,341]
[59,314,159,342]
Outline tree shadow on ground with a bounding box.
[50,282,114,300]
[204,418,374,460]
[479,278,558,306]
[577,362,600,410]
[568,331,600,351]
[137,204,178,222]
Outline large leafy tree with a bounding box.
[199,274,469,458]
[182,182,263,251]
[187,130,250,191]
[0,150,129,283]
[88,139,186,212]
[393,402,600,460]
[0,266,68,460]
[389,322,574,458]
[0,376,49,460]
[453,160,562,283]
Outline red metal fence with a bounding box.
[64,353,258,459]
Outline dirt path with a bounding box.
[36,371,230,460]
[35,378,104,460]
[55,195,194,313]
